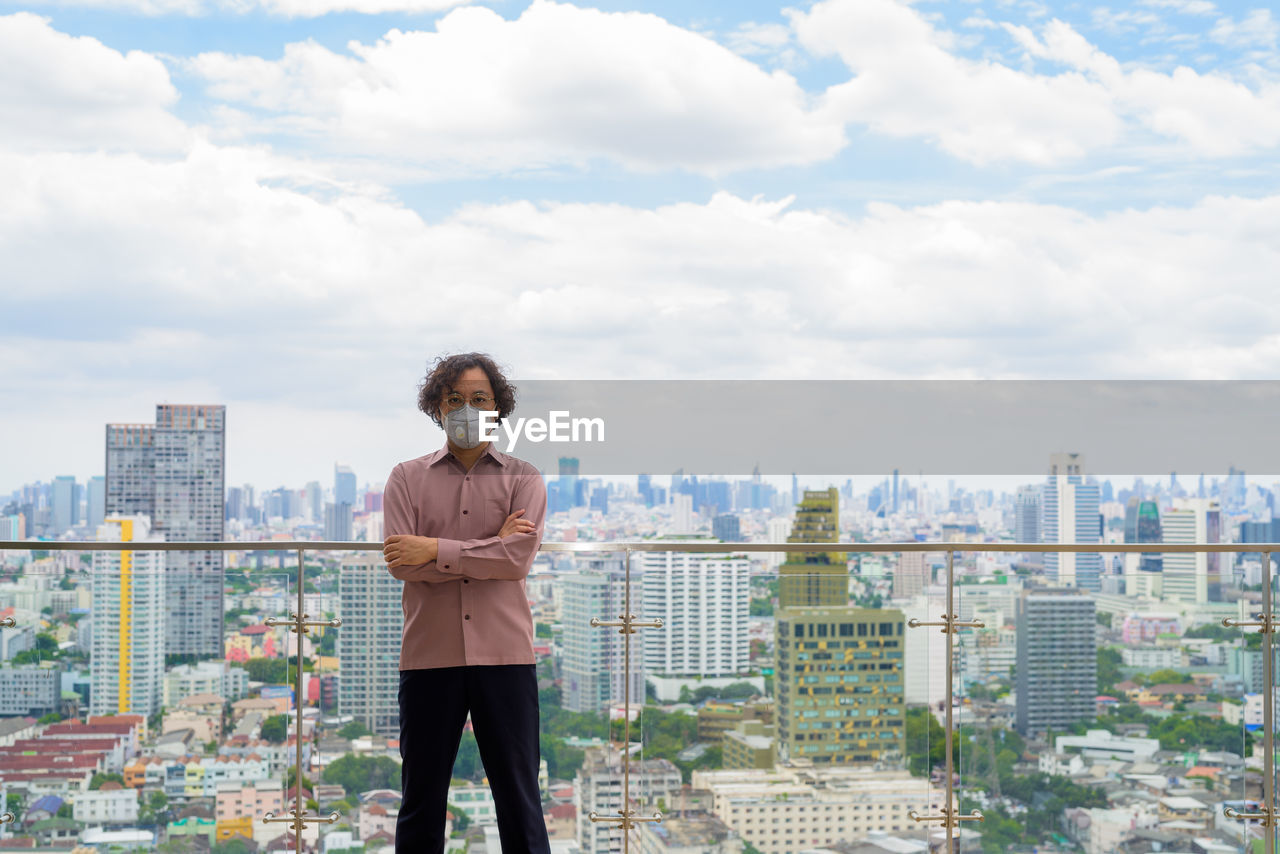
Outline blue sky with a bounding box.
[1,0,1278,489]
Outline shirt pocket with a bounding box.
[484,496,510,537]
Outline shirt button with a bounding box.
[443,565,450,569]
[463,580,469,584]
[464,614,471,620]
[462,510,469,515]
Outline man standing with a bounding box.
[382,352,551,854]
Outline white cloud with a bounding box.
[791,0,1120,164]
[1139,0,1217,15]
[790,0,1280,163]
[20,0,468,17]
[1210,9,1279,50]
[190,1,846,175]
[0,13,189,152]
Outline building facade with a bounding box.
[641,551,750,678]
[1014,587,1097,735]
[91,517,166,717]
[338,555,403,736]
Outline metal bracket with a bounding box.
[908,614,985,634]
[1223,615,1277,634]
[0,812,13,824]
[909,808,984,827]
[0,617,15,628]
[265,613,342,635]
[262,809,341,832]
[589,809,662,830]
[591,614,664,635]
[1224,805,1274,826]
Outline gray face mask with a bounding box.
[444,404,485,449]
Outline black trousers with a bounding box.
[396,664,551,854]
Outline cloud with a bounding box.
[791,0,1120,164]
[19,0,469,17]
[787,0,1280,163]
[0,13,189,152]
[1210,9,1279,50]
[190,1,846,175]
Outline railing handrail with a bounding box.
[1,539,1278,553]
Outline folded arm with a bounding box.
[382,464,457,583]
[434,469,547,582]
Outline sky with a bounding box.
[2,0,1278,491]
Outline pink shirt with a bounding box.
[383,442,546,670]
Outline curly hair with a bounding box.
[417,352,517,428]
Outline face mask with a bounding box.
[444,404,484,449]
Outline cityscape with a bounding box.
[2,404,1278,853]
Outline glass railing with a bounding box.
[1,538,1277,854]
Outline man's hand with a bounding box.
[499,509,537,539]
[383,535,439,568]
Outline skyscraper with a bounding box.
[1014,485,1040,546]
[86,476,105,530]
[779,488,845,609]
[712,514,740,542]
[339,555,403,736]
[1040,453,1102,591]
[1014,587,1096,735]
[640,550,750,678]
[775,607,906,765]
[560,557,644,714]
[91,516,165,716]
[1161,498,1222,604]
[334,464,356,508]
[106,405,226,657]
[1122,497,1162,596]
[51,475,77,535]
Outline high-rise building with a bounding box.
[304,481,323,524]
[91,516,165,717]
[560,558,644,714]
[339,555,403,736]
[775,607,906,765]
[712,514,740,542]
[1014,485,1040,547]
[1041,453,1102,591]
[892,552,927,600]
[764,516,792,570]
[334,464,356,508]
[107,406,225,658]
[779,489,844,609]
[87,476,105,530]
[1161,498,1222,605]
[1014,587,1096,735]
[1122,497,1163,596]
[51,476,77,535]
[640,550,750,678]
[324,502,353,541]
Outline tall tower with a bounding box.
[1014,587,1096,735]
[1014,485,1040,546]
[775,607,906,765]
[1161,498,1221,605]
[1041,453,1101,591]
[641,551,750,678]
[91,517,165,716]
[338,555,403,736]
[560,557,644,714]
[107,406,225,658]
[779,488,844,608]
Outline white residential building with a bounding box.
[692,764,950,854]
[90,517,165,717]
[641,550,750,678]
[576,749,683,854]
[73,786,139,824]
[338,555,403,736]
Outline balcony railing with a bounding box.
[0,539,1276,853]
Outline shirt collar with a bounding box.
[426,441,509,469]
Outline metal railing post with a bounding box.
[260,547,341,852]
[908,550,983,843]
[588,547,662,846]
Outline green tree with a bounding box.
[89,772,125,790]
[338,720,371,740]
[905,706,947,776]
[453,731,481,779]
[448,803,471,831]
[245,657,288,684]
[322,754,402,796]
[260,714,290,744]
[1097,647,1123,692]
[1147,668,1192,685]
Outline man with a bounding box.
[382,352,551,854]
